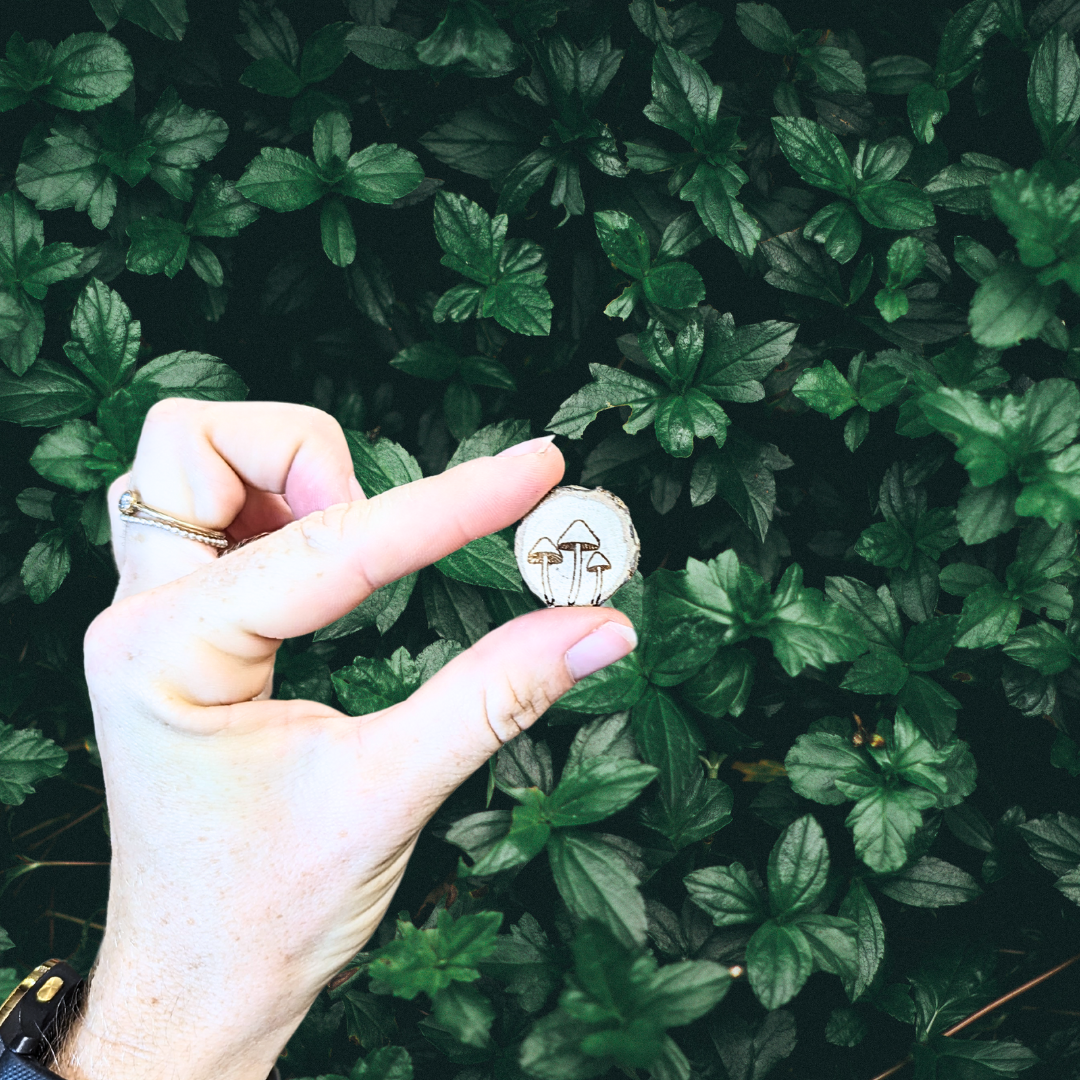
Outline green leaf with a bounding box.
[1028,27,1080,154]
[345,431,422,497]
[680,647,754,718]
[847,785,936,873]
[925,153,1011,217]
[546,830,646,948]
[710,1010,798,1080]
[969,264,1059,349]
[368,909,503,999]
[62,279,139,395]
[546,363,663,440]
[299,22,350,85]
[760,230,846,306]
[785,732,876,806]
[0,722,67,804]
[926,1034,1039,1077]
[771,118,855,197]
[15,117,116,229]
[840,649,909,695]
[29,419,106,492]
[684,860,767,927]
[855,182,935,230]
[907,83,950,145]
[875,856,982,907]
[44,32,134,111]
[767,814,829,917]
[1002,621,1074,675]
[631,687,704,804]
[415,0,516,76]
[955,584,1020,649]
[680,162,762,257]
[338,142,424,205]
[434,191,552,335]
[114,0,189,42]
[20,529,72,605]
[838,879,885,1002]
[745,920,813,1010]
[346,25,422,70]
[801,45,866,94]
[236,147,328,211]
[643,43,720,145]
[320,196,356,267]
[735,3,795,54]
[125,216,188,278]
[0,357,97,426]
[804,201,862,264]
[868,54,933,94]
[141,86,228,201]
[935,0,1000,86]
[762,563,868,677]
[351,1046,413,1080]
[594,210,651,278]
[463,799,551,877]
[546,758,658,827]
[792,359,855,419]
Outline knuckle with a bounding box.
[293,500,355,555]
[483,675,555,745]
[144,396,200,426]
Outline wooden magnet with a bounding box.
[515,485,639,607]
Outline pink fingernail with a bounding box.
[496,435,556,458]
[565,621,638,682]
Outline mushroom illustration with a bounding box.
[558,519,601,605]
[527,536,562,605]
[586,549,610,605]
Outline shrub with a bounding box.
[2,0,1080,1077]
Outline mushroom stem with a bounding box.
[540,557,553,605]
[592,566,604,605]
[568,543,582,604]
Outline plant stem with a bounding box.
[867,950,1080,1080]
[41,911,105,932]
[26,802,104,852]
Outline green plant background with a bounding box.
[2,0,1080,1077]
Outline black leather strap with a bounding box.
[0,1047,64,1079]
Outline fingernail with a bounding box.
[565,621,638,682]
[496,435,556,458]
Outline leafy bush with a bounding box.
[4,0,1080,1077]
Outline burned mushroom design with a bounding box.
[586,549,610,605]
[558,519,601,605]
[527,536,562,606]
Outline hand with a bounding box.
[54,399,638,1080]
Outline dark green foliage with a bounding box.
[3,2,1080,1079]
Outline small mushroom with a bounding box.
[558,519,601,605]
[527,536,563,606]
[586,549,610,605]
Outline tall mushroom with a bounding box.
[558,519,601,605]
[527,536,562,605]
[586,549,610,605]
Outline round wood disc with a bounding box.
[515,485,640,608]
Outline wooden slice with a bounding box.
[514,485,639,607]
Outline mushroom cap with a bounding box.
[586,550,611,571]
[558,518,600,550]
[528,536,562,562]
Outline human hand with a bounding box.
[55,399,638,1080]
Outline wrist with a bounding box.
[47,944,300,1080]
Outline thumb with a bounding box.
[365,607,638,811]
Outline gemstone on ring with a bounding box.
[118,491,134,514]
